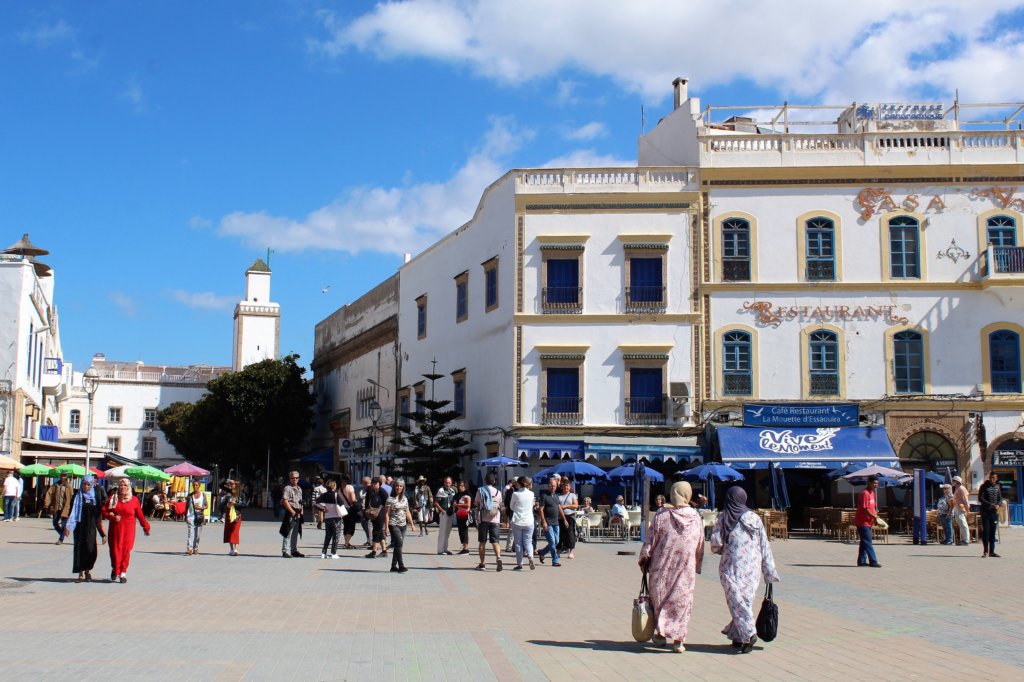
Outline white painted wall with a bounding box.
[397,176,516,453]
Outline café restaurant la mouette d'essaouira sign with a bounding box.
[743,403,860,428]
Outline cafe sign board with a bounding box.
[743,403,859,428]
[994,450,1024,467]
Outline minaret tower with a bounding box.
[232,257,280,371]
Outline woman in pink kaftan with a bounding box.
[638,481,704,652]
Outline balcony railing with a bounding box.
[809,373,840,396]
[625,397,667,425]
[542,397,583,425]
[805,261,835,281]
[722,259,751,282]
[625,286,667,312]
[722,373,752,396]
[990,246,1024,274]
[542,287,583,313]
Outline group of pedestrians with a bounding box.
[639,483,779,654]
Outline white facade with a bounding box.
[60,355,229,464]
[0,234,65,460]
[637,80,1024,500]
[310,275,399,475]
[232,258,280,371]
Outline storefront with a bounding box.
[713,403,900,524]
[992,439,1024,525]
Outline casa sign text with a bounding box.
[742,301,909,328]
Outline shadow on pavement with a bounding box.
[788,563,857,568]
[907,555,979,558]
[5,541,66,545]
[5,576,78,584]
[528,639,737,655]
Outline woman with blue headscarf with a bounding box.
[64,475,103,582]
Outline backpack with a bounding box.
[479,485,495,512]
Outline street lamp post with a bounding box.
[83,368,99,473]
[368,399,382,478]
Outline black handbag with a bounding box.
[756,583,778,642]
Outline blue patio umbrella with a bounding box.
[475,455,527,468]
[680,463,744,508]
[826,463,865,479]
[532,465,561,485]
[607,464,664,483]
[549,459,608,481]
[922,471,944,484]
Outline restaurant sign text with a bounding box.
[742,301,909,328]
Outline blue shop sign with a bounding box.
[743,403,859,427]
[718,425,898,469]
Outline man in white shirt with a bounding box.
[2,472,19,522]
[475,473,503,571]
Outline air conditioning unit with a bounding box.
[339,438,354,452]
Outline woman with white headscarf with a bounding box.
[711,486,779,653]
[638,481,705,653]
[64,474,103,582]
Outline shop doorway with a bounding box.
[993,438,1024,525]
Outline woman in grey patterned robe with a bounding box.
[711,486,779,653]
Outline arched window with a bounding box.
[889,216,920,279]
[808,330,839,395]
[805,218,835,281]
[989,329,1022,393]
[722,331,752,395]
[892,330,924,394]
[721,218,751,281]
[987,215,1017,247]
[899,431,956,464]
[69,409,81,433]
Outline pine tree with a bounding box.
[390,360,473,483]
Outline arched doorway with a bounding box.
[898,431,958,474]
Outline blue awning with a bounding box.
[298,448,334,468]
[517,436,702,463]
[717,426,899,470]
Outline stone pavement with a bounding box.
[2,512,1022,681]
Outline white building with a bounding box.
[232,257,280,371]
[309,275,399,476]
[59,354,229,465]
[0,234,65,461]
[640,79,1024,518]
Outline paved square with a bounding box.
[3,513,1021,681]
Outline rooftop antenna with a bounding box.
[641,104,645,134]
[266,247,275,267]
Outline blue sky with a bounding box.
[3,1,1023,372]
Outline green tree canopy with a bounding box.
[158,355,315,478]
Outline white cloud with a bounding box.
[109,292,136,318]
[309,1,1024,102]
[189,215,212,230]
[217,116,535,256]
[18,20,76,48]
[120,76,147,113]
[169,290,236,311]
[541,149,632,169]
[564,122,608,141]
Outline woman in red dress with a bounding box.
[222,496,242,555]
[101,478,150,583]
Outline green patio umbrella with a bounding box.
[19,463,55,476]
[53,463,89,477]
[124,465,172,482]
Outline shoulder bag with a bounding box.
[631,572,656,642]
[755,583,779,642]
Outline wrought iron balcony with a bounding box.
[625,397,667,425]
[809,373,840,396]
[981,245,1024,277]
[624,286,666,312]
[805,261,835,281]
[722,259,751,282]
[722,374,753,396]
[542,397,583,425]
[542,287,583,313]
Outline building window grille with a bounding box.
[990,329,1022,393]
[805,218,836,281]
[722,218,751,281]
[543,258,581,312]
[722,331,753,396]
[889,216,920,279]
[809,330,840,395]
[892,331,924,394]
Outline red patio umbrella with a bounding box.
[164,462,210,477]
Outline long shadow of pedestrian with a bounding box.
[5,541,67,545]
[527,639,736,655]
[788,563,858,568]
[5,576,78,584]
